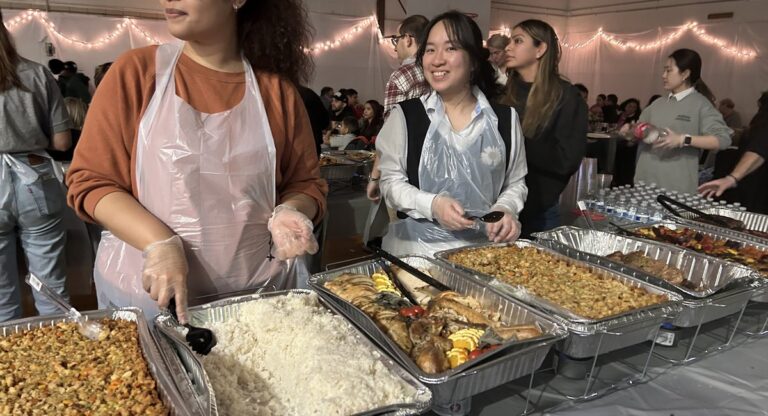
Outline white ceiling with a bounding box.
[491,0,746,16]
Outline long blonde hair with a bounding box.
[501,19,562,138]
[64,97,88,130]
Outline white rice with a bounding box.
[201,293,417,415]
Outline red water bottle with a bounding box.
[632,122,667,144]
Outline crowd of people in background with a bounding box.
[1,0,766,325]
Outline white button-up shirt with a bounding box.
[377,88,528,221]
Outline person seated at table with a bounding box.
[378,11,528,256]
[602,93,620,124]
[589,93,605,120]
[613,98,642,186]
[323,116,359,149]
[359,99,384,141]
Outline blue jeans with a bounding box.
[0,155,68,322]
[520,204,561,238]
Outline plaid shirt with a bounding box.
[383,57,430,118]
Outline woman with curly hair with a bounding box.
[359,99,384,140]
[66,0,327,323]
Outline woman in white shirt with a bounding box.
[377,11,528,256]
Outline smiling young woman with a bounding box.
[66,0,327,323]
[377,11,528,258]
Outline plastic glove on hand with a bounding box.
[485,209,521,243]
[268,205,319,260]
[431,195,475,231]
[142,235,189,324]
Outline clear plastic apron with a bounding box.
[382,98,509,256]
[94,43,291,316]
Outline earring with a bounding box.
[233,3,239,11]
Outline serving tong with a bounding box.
[656,194,734,228]
[25,273,104,341]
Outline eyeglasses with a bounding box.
[385,34,410,47]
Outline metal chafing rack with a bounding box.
[0,307,190,415]
[309,255,568,407]
[434,240,684,359]
[672,207,768,245]
[625,220,768,303]
[533,226,763,327]
[153,289,433,416]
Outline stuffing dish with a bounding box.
[634,226,768,276]
[445,246,668,320]
[0,319,167,415]
[324,267,542,374]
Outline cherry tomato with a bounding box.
[398,306,426,318]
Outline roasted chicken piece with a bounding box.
[494,324,542,341]
[606,251,684,285]
[411,335,452,374]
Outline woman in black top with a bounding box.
[502,19,587,236]
[613,98,641,186]
[700,91,768,213]
[359,99,384,140]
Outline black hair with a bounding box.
[399,15,429,44]
[415,10,501,101]
[341,116,360,134]
[320,86,333,96]
[48,58,64,75]
[619,98,641,113]
[574,83,588,94]
[606,94,618,104]
[345,88,358,96]
[597,93,606,100]
[0,9,26,92]
[63,60,77,72]
[669,48,715,103]
[749,91,768,131]
[647,94,662,106]
[237,0,314,85]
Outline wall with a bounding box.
[489,0,767,119]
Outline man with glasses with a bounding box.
[382,15,430,116]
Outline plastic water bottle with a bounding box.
[636,202,650,223]
[630,122,668,144]
[626,199,638,221]
[595,190,607,213]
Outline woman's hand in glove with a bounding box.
[485,209,521,243]
[431,195,474,231]
[268,205,319,260]
[142,235,189,324]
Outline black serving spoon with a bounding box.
[168,298,217,355]
[466,211,505,223]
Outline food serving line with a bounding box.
[2,200,767,415]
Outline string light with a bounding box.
[4,10,383,55]
[492,21,756,59]
[304,15,377,55]
[4,9,160,48]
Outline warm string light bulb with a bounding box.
[492,21,756,59]
[3,9,160,48]
[305,14,377,55]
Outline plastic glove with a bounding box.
[268,204,318,260]
[431,194,474,231]
[698,175,737,198]
[485,209,521,243]
[142,235,189,324]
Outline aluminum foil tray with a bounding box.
[0,308,189,415]
[434,241,684,358]
[531,227,764,327]
[673,207,768,245]
[310,256,568,404]
[153,290,432,416]
[533,226,757,298]
[626,220,768,303]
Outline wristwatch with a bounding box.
[683,134,692,147]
